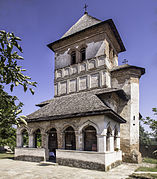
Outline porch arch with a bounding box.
[47,128,58,159]
[64,126,76,150]
[21,129,29,147]
[83,125,97,151]
[34,129,42,148]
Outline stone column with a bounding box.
[75,131,82,150]
[29,134,34,148]
[16,134,22,147]
[97,130,107,152]
[41,132,48,149]
[115,136,120,150]
[109,135,114,152]
[57,131,64,149]
[114,132,120,150]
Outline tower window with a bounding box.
[71,51,76,65]
[80,47,86,61]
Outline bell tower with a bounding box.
[47,13,145,163]
[48,13,125,97]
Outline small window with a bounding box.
[71,51,76,65]
[80,47,86,61]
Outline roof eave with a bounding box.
[26,109,126,123]
[47,19,126,53]
[111,65,145,76]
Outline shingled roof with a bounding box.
[48,15,126,53]
[61,13,101,38]
[27,88,127,123]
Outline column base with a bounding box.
[122,149,142,163]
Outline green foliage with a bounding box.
[0,30,37,149]
[0,85,22,150]
[0,30,37,94]
[141,108,157,141]
[22,130,29,147]
[139,123,151,145]
[35,130,42,148]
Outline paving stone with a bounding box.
[0,159,140,179]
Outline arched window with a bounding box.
[83,126,97,151]
[80,47,86,61]
[64,126,76,150]
[71,51,76,65]
[34,129,42,148]
[22,129,28,147]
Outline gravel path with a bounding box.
[0,159,139,179]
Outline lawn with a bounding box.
[130,157,157,178]
[0,153,14,159]
[143,157,157,164]
[135,166,157,172]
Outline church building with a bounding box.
[15,11,145,171]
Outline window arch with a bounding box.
[80,47,86,61]
[83,126,97,151]
[34,129,42,148]
[48,128,58,160]
[22,129,29,147]
[64,126,76,150]
[71,51,76,65]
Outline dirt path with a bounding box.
[0,159,139,179]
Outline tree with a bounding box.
[0,30,37,149]
[141,108,157,141]
[139,123,151,145]
[0,30,37,93]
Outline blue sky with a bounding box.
[0,0,157,130]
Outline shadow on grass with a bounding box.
[0,153,14,160]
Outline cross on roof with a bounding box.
[84,4,88,14]
[122,59,128,64]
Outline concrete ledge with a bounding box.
[57,158,122,171]
[57,157,106,171]
[15,155,44,162]
[15,147,48,162]
[56,149,122,171]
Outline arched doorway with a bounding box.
[34,129,42,148]
[48,128,58,160]
[64,126,76,150]
[22,129,28,147]
[83,126,97,151]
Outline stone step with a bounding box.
[39,161,58,166]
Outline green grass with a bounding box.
[143,157,157,164]
[135,167,157,172]
[128,173,157,179]
[0,153,14,159]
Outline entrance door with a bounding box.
[48,128,58,160]
[84,126,97,151]
[65,126,76,150]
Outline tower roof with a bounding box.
[61,13,102,38]
[48,14,126,53]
